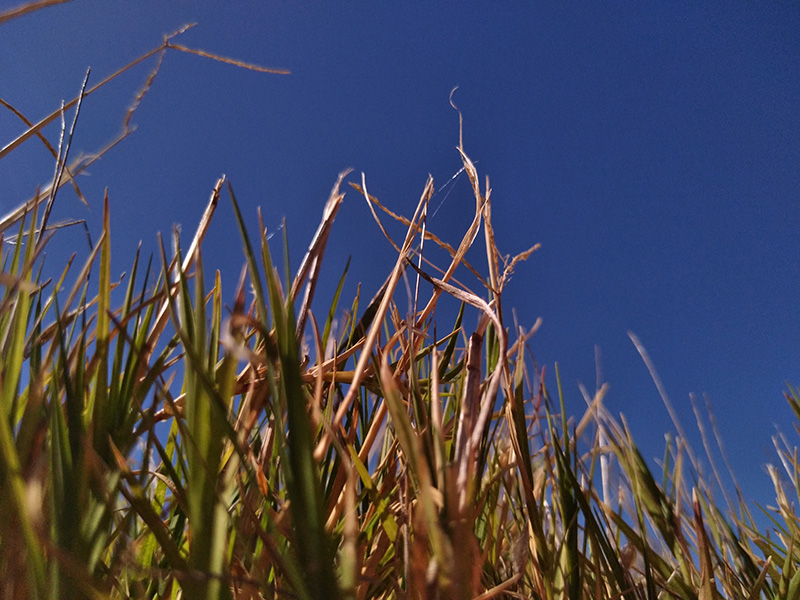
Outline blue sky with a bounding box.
[2,2,798,512]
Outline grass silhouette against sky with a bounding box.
[2,2,798,514]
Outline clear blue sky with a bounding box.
[2,2,798,512]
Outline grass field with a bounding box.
[1,4,798,599]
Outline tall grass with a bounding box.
[1,5,798,599]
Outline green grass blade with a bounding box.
[262,231,341,600]
[227,181,267,327]
[0,208,46,599]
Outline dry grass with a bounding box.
[0,5,797,599]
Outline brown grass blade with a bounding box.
[0,98,88,206]
[292,170,349,339]
[0,0,72,25]
[144,175,225,363]
[314,175,430,461]
[351,179,487,287]
[165,42,290,74]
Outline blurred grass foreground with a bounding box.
[1,5,799,599]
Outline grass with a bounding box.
[1,4,798,599]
